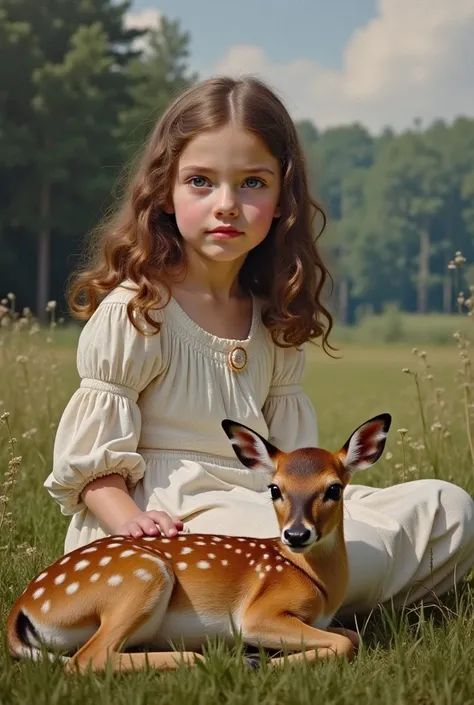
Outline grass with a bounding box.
[1,308,474,704]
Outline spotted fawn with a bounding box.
[7,414,391,672]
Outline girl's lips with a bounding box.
[208,228,243,238]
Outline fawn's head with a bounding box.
[222,414,391,553]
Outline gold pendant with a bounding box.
[228,346,248,372]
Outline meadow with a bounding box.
[1,302,474,704]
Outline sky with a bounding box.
[127,0,474,134]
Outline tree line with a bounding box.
[1,0,473,322]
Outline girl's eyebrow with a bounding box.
[179,165,276,176]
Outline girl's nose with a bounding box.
[213,186,239,218]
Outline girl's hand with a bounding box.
[115,510,184,539]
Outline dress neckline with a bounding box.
[166,294,262,355]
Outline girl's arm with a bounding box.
[81,474,183,538]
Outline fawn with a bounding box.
[7,413,391,672]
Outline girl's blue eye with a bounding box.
[243,177,264,189]
[190,176,210,188]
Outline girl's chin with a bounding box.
[198,245,250,262]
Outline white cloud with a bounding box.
[210,0,474,133]
[124,8,162,53]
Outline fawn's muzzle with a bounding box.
[283,527,312,547]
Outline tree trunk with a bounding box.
[339,278,349,324]
[37,181,51,321]
[443,272,452,313]
[417,228,430,313]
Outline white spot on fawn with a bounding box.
[135,568,153,581]
[221,560,228,566]
[212,537,222,542]
[99,556,112,567]
[276,565,283,572]
[235,549,242,554]
[35,572,48,583]
[249,543,256,547]
[107,575,123,586]
[41,600,51,614]
[224,544,232,549]
[33,587,45,600]
[120,550,136,558]
[208,553,216,559]
[265,565,272,572]
[176,562,187,571]
[81,546,98,554]
[59,557,70,566]
[195,541,206,546]
[181,547,193,555]
[197,561,210,570]
[90,573,101,582]
[54,574,66,585]
[160,538,170,544]
[74,560,90,571]
[107,543,121,549]
[143,537,158,542]
[66,582,79,595]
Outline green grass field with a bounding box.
[1,318,474,704]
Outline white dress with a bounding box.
[44,284,474,616]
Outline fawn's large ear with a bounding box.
[337,413,391,475]
[222,420,280,473]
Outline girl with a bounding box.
[45,76,474,618]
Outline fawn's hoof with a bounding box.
[243,653,262,670]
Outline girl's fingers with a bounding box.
[128,521,144,538]
[170,515,184,530]
[137,516,161,535]
[146,511,182,536]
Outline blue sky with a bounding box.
[130,0,377,74]
[127,1,474,133]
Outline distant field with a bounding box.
[1,321,474,704]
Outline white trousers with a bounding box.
[338,480,474,616]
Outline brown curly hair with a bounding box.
[68,75,334,350]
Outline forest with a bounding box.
[1,0,474,323]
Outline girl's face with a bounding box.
[168,124,281,266]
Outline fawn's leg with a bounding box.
[328,626,360,648]
[242,613,355,668]
[66,561,203,673]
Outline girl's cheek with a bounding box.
[244,198,279,228]
[174,197,208,235]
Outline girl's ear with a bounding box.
[274,203,281,218]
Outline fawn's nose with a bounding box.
[283,527,312,547]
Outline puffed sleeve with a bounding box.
[262,344,318,452]
[43,297,165,515]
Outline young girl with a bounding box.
[45,76,474,619]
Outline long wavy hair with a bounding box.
[69,75,334,350]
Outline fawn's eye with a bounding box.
[324,483,343,501]
[268,484,282,501]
